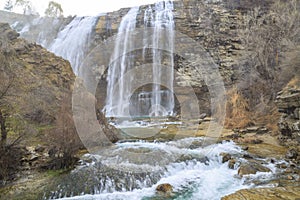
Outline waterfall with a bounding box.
[7,15,97,75]
[105,0,175,119]
[49,16,98,75]
[105,7,140,118]
[150,0,175,117]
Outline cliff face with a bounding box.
[276,77,300,146]
[93,0,299,123]
[94,0,245,86]
[0,22,77,187]
[91,0,248,116]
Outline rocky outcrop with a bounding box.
[0,22,76,187]
[238,162,271,176]
[0,22,74,125]
[222,186,300,200]
[276,78,300,146]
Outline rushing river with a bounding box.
[45,137,277,200]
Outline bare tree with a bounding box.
[225,0,300,129]
[45,92,83,170]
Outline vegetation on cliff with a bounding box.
[0,22,78,185]
[225,0,300,131]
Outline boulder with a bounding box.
[220,152,232,163]
[238,162,271,176]
[156,183,173,196]
[228,159,237,169]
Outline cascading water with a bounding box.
[150,0,175,117]
[105,0,175,118]
[49,16,98,75]
[105,7,140,118]
[8,15,97,75]
[45,138,279,200]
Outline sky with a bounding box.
[0,0,159,16]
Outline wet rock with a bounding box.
[285,168,293,174]
[242,154,253,159]
[276,163,288,169]
[190,140,203,149]
[241,146,249,151]
[238,162,271,176]
[196,156,209,165]
[220,152,231,163]
[177,154,193,162]
[228,159,237,169]
[156,183,173,196]
[238,137,263,144]
[285,148,299,160]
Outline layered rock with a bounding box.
[276,78,300,146]
[222,186,300,200]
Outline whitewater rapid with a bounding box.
[47,138,278,200]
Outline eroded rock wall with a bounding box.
[276,78,300,146]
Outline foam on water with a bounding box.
[52,138,278,200]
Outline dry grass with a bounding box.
[225,87,253,129]
[225,86,281,132]
[287,77,300,88]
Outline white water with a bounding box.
[105,7,140,117]
[9,15,97,75]
[49,138,278,200]
[49,16,98,75]
[105,0,175,118]
[150,0,175,117]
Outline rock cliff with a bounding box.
[0,22,75,126]
[276,77,300,146]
